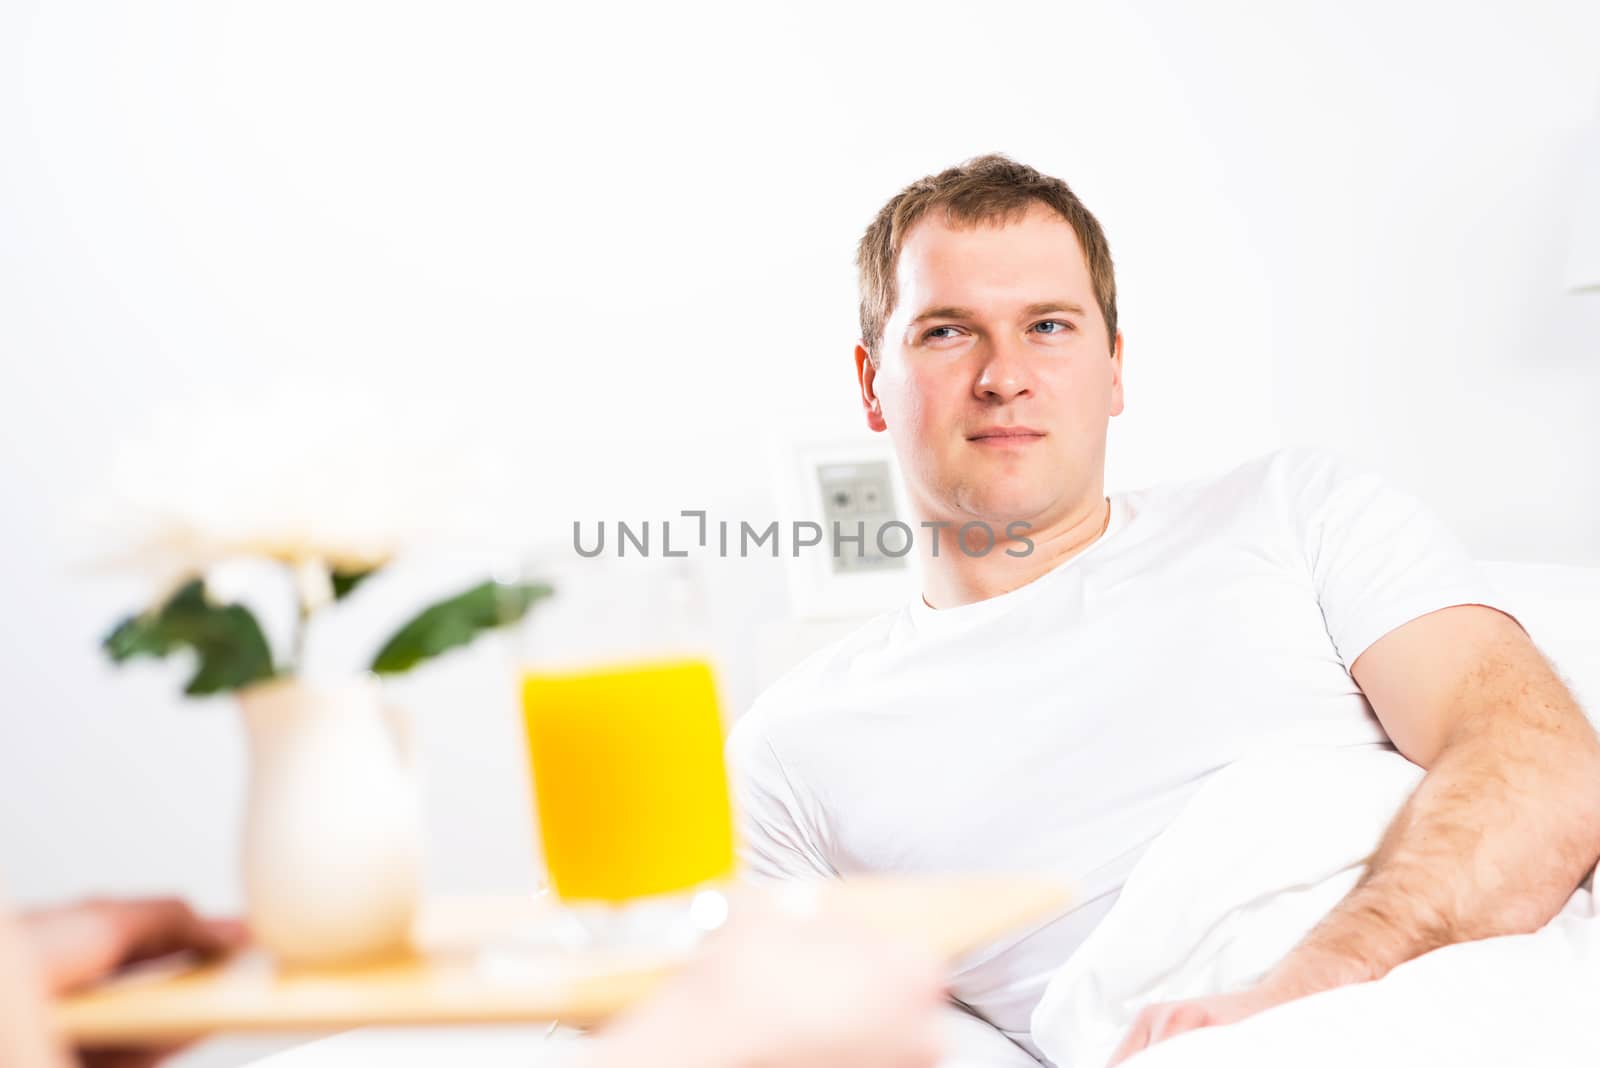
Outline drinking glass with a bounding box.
[514,556,735,952]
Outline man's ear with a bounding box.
[855,342,888,432]
[1109,331,1125,418]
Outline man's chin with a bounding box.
[949,493,1055,531]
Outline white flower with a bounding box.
[81,374,517,601]
[292,558,336,617]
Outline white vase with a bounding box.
[237,676,422,968]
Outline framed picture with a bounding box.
[770,435,921,621]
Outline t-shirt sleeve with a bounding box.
[725,712,837,883]
[1283,449,1511,668]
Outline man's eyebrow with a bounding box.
[1021,301,1089,318]
[908,305,979,325]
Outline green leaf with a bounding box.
[102,579,278,696]
[371,580,553,675]
[331,568,376,601]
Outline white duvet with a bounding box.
[1030,745,1600,1068]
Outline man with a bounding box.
[727,154,1600,1065]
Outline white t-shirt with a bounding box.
[726,448,1504,1063]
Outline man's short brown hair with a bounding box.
[855,153,1118,360]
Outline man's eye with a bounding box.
[923,326,961,340]
[1032,319,1075,335]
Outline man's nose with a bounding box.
[973,338,1034,404]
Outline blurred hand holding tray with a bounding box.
[56,876,1072,1044]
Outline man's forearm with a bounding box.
[1265,680,1600,998]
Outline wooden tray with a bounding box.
[56,876,1071,1044]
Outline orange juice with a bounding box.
[521,658,735,903]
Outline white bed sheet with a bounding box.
[1030,746,1600,1068]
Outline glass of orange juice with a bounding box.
[515,558,735,950]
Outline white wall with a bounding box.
[2,0,1599,922]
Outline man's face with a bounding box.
[857,202,1124,530]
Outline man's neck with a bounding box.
[917,494,1112,610]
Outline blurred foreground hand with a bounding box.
[13,897,246,1068]
[591,894,948,1068]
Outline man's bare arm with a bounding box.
[1112,605,1600,1062]
[1267,605,1600,990]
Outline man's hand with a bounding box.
[22,897,246,1068]
[591,895,947,1068]
[1107,980,1297,1065]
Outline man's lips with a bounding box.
[967,426,1046,443]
